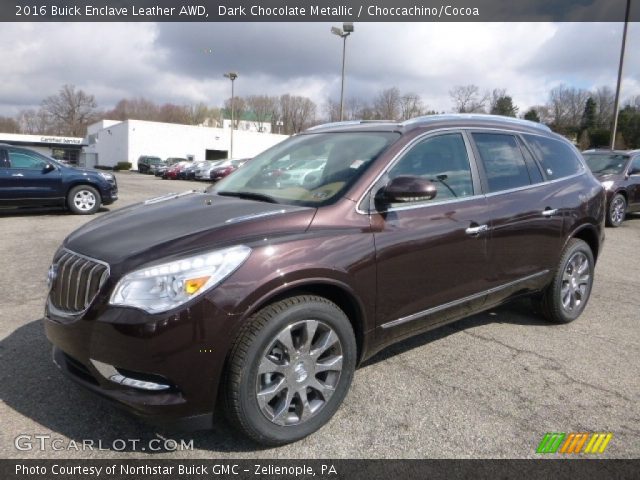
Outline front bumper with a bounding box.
[44,295,240,429]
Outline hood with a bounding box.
[593,172,623,182]
[64,192,315,266]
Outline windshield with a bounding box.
[583,153,629,175]
[211,131,400,206]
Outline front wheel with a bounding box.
[67,185,101,215]
[537,238,594,324]
[606,193,626,227]
[223,295,356,446]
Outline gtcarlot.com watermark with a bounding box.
[14,434,193,452]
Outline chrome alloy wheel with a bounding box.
[73,189,97,211]
[256,320,343,426]
[610,196,625,225]
[560,251,591,313]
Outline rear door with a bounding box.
[5,148,64,205]
[469,131,566,305]
[0,149,11,202]
[371,131,492,342]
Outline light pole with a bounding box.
[611,0,631,149]
[223,72,238,158]
[331,22,354,121]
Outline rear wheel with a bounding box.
[606,193,626,227]
[537,238,594,324]
[223,295,356,445]
[67,185,101,215]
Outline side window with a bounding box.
[8,150,48,169]
[522,134,583,180]
[472,133,531,193]
[0,149,9,168]
[631,156,640,173]
[387,133,474,202]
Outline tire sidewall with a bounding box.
[551,240,595,323]
[67,185,101,215]
[608,194,626,227]
[236,300,356,444]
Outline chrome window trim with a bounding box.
[381,270,549,330]
[355,126,587,215]
[355,127,481,214]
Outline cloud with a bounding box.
[0,21,638,119]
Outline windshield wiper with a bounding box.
[217,191,279,204]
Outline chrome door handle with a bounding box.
[465,224,488,235]
[542,208,558,217]
[11,173,24,177]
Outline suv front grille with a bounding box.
[50,250,109,314]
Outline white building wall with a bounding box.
[84,120,288,169]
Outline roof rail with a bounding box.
[307,120,363,131]
[401,114,552,132]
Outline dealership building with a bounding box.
[1,119,288,170]
[0,132,86,162]
[81,119,288,169]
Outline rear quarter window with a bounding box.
[522,134,584,180]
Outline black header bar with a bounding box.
[4,0,640,22]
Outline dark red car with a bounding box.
[209,158,249,181]
[163,161,191,180]
[45,115,605,446]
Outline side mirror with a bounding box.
[380,176,437,204]
[43,163,56,173]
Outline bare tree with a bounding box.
[594,86,615,128]
[449,85,487,113]
[373,87,401,120]
[245,95,277,131]
[224,96,246,128]
[17,109,51,134]
[41,84,98,136]
[106,97,160,122]
[188,102,219,126]
[277,94,316,135]
[0,116,20,133]
[399,93,424,120]
[547,84,590,134]
[157,104,191,124]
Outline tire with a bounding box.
[223,295,356,446]
[67,185,101,215]
[606,193,626,227]
[537,238,594,324]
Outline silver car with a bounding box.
[195,160,223,180]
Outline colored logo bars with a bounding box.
[537,432,613,454]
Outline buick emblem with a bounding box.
[47,264,58,289]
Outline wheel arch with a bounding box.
[241,280,368,365]
[569,224,601,263]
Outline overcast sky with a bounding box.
[1,22,639,118]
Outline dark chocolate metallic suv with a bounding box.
[44,115,605,445]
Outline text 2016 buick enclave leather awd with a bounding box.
[45,115,605,445]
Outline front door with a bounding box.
[371,131,492,342]
[4,148,63,205]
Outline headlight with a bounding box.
[109,245,251,313]
[99,172,114,181]
[601,180,614,190]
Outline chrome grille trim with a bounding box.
[49,249,110,315]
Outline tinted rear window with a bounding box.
[472,133,531,193]
[523,135,583,180]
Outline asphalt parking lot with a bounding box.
[1,171,638,459]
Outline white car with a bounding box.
[195,160,223,180]
[279,158,327,188]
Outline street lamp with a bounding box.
[223,72,238,158]
[331,22,354,121]
[611,0,631,149]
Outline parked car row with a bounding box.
[152,158,251,182]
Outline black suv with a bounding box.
[137,155,163,174]
[0,144,118,214]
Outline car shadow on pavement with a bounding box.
[363,298,550,367]
[0,206,111,218]
[0,319,262,454]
